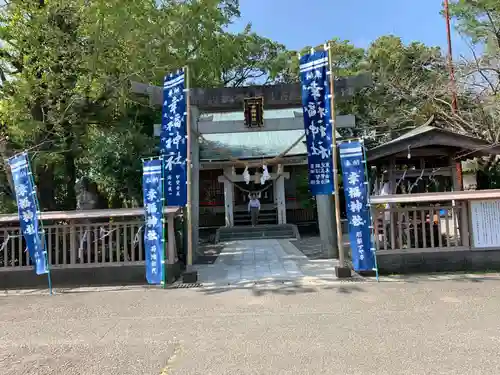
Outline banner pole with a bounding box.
[161,156,167,288]
[185,65,193,267]
[27,154,53,295]
[327,44,346,270]
[361,140,380,282]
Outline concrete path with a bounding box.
[3,275,500,374]
[194,239,341,287]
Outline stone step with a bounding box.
[218,233,295,241]
[221,230,291,237]
[234,210,277,217]
[218,228,295,238]
[218,224,295,234]
[234,217,277,224]
[215,224,300,243]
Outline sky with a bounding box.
[229,0,471,58]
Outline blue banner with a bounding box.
[339,141,376,272]
[142,159,165,285]
[299,51,334,195]
[8,153,48,275]
[161,70,188,206]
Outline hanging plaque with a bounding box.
[243,97,264,127]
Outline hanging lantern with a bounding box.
[243,167,250,184]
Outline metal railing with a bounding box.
[0,208,180,271]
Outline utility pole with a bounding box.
[444,0,458,114]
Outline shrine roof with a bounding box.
[200,129,307,161]
[200,128,342,161]
[367,116,500,161]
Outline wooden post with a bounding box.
[388,157,396,248]
[327,44,346,270]
[185,65,193,267]
[450,157,470,247]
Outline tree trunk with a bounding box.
[37,165,57,210]
[64,128,77,210]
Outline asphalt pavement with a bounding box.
[2,274,500,375]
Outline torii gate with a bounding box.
[130,74,372,263]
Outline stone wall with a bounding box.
[378,250,500,274]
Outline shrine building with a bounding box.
[131,81,361,248]
[131,78,500,268]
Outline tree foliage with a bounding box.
[1,0,499,213]
[0,0,291,212]
[345,36,451,145]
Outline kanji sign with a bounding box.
[339,141,376,272]
[299,50,334,195]
[161,70,187,207]
[142,158,165,284]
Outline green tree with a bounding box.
[279,38,365,84]
[447,0,500,47]
[0,0,294,212]
[341,36,451,146]
[446,0,500,187]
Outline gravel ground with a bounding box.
[2,274,500,374]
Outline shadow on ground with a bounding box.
[195,243,225,265]
[198,278,367,296]
[6,273,500,298]
[375,273,500,284]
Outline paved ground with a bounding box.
[290,235,351,260]
[2,274,500,374]
[194,239,341,286]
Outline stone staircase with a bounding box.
[215,224,300,243]
[233,208,277,226]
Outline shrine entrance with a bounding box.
[233,170,276,226]
[218,166,290,227]
[233,167,275,206]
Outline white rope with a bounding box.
[0,234,10,253]
[98,226,118,241]
[222,173,282,195]
[407,169,426,194]
[78,229,89,260]
[395,169,407,191]
[133,225,143,246]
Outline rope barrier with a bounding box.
[221,173,283,195]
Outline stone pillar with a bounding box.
[276,175,287,224]
[189,106,200,264]
[273,177,278,205]
[223,167,234,227]
[316,194,338,258]
[167,212,176,264]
